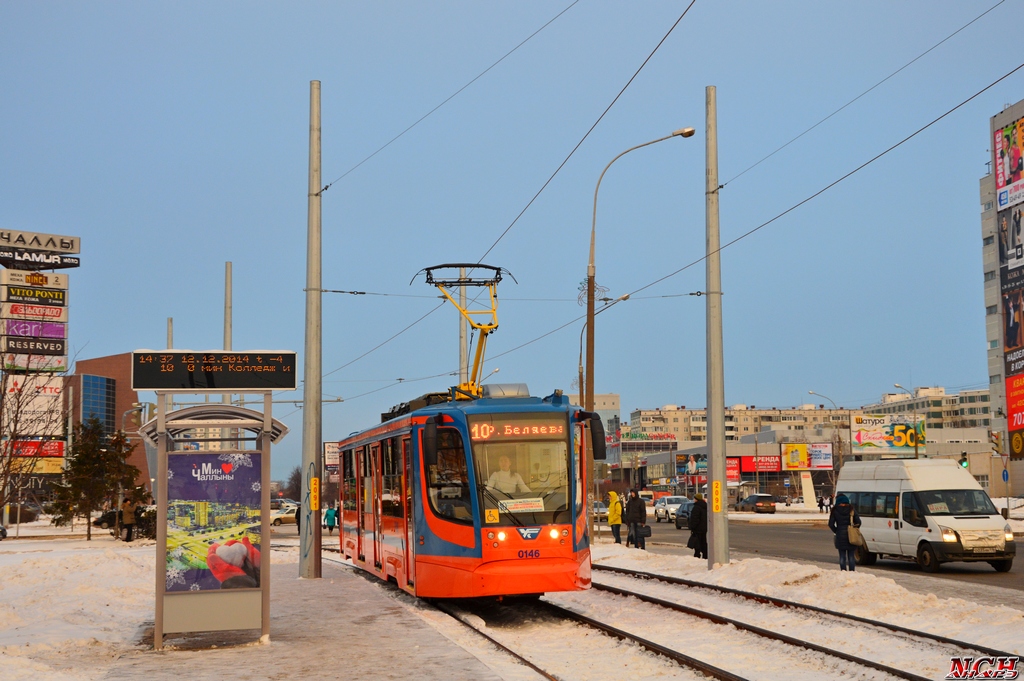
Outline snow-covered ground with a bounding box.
[1,535,1020,680]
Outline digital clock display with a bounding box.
[132,351,297,391]
[467,414,567,441]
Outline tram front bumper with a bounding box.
[471,556,590,597]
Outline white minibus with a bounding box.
[836,459,1015,573]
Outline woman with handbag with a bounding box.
[827,494,862,571]
[624,489,648,550]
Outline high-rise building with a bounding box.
[984,98,1024,492]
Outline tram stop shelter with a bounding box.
[140,402,289,650]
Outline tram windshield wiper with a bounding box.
[481,486,525,527]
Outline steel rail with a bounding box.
[433,601,564,681]
[592,582,929,681]
[535,600,750,681]
[593,564,1016,659]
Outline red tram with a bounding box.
[335,384,605,598]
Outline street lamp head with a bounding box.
[894,383,903,389]
[673,127,696,138]
[808,390,815,395]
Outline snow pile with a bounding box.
[0,540,155,681]
[592,544,1024,653]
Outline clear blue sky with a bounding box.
[2,2,1018,479]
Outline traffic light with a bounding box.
[990,430,1003,455]
[959,453,969,469]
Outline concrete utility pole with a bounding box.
[223,263,233,445]
[301,80,323,578]
[459,267,468,384]
[705,86,729,569]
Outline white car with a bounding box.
[654,496,687,522]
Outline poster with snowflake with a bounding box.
[165,453,262,592]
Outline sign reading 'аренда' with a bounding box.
[131,351,297,391]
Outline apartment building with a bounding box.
[860,387,990,430]
[629,403,861,442]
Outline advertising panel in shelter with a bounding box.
[165,453,262,592]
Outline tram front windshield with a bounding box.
[468,413,571,526]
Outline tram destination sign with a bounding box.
[132,350,297,391]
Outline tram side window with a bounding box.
[342,449,357,511]
[382,436,404,518]
[426,428,472,524]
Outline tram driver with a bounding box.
[486,455,532,494]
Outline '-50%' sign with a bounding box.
[132,351,297,391]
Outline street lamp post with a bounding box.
[894,383,920,459]
[585,127,695,413]
[808,390,850,469]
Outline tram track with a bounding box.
[317,548,994,680]
[592,563,1016,659]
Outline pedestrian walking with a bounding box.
[817,495,825,514]
[295,504,301,535]
[121,499,137,543]
[325,505,337,536]
[827,494,862,571]
[688,493,708,559]
[606,491,623,544]
[623,489,647,550]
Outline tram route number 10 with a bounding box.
[518,550,541,559]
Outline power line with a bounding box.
[721,0,1007,188]
[475,0,698,263]
[318,0,582,195]
[482,61,1024,364]
[316,4,699,379]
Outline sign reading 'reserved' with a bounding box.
[132,350,297,391]
[2,337,66,355]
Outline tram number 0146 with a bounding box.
[517,550,541,559]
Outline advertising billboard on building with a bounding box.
[0,302,68,322]
[995,116,1024,210]
[851,414,925,453]
[998,194,1024,456]
[739,455,781,472]
[0,270,68,289]
[3,353,67,372]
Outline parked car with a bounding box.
[591,501,608,522]
[674,500,696,529]
[93,510,121,529]
[271,498,299,510]
[736,494,777,514]
[654,496,687,523]
[271,505,298,526]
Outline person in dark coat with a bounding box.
[294,504,302,535]
[827,494,862,571]
[688,493,708,559]
[623,489,647,550]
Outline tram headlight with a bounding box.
[497,531,507,541]
[549,529,559,539]
[487,532,495,540]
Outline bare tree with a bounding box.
[284,465,302,501]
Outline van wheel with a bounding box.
[917,544,940,573]
[273,519,282,526]
[989,558,1013,573]
[854,546,876,565]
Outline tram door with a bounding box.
[370,442,383,569]
[402,436,415,587]
[357,445,367,560]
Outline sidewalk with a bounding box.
[104,556,507,681]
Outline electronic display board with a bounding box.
[132,351,297,391]
[467,414,567,441]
